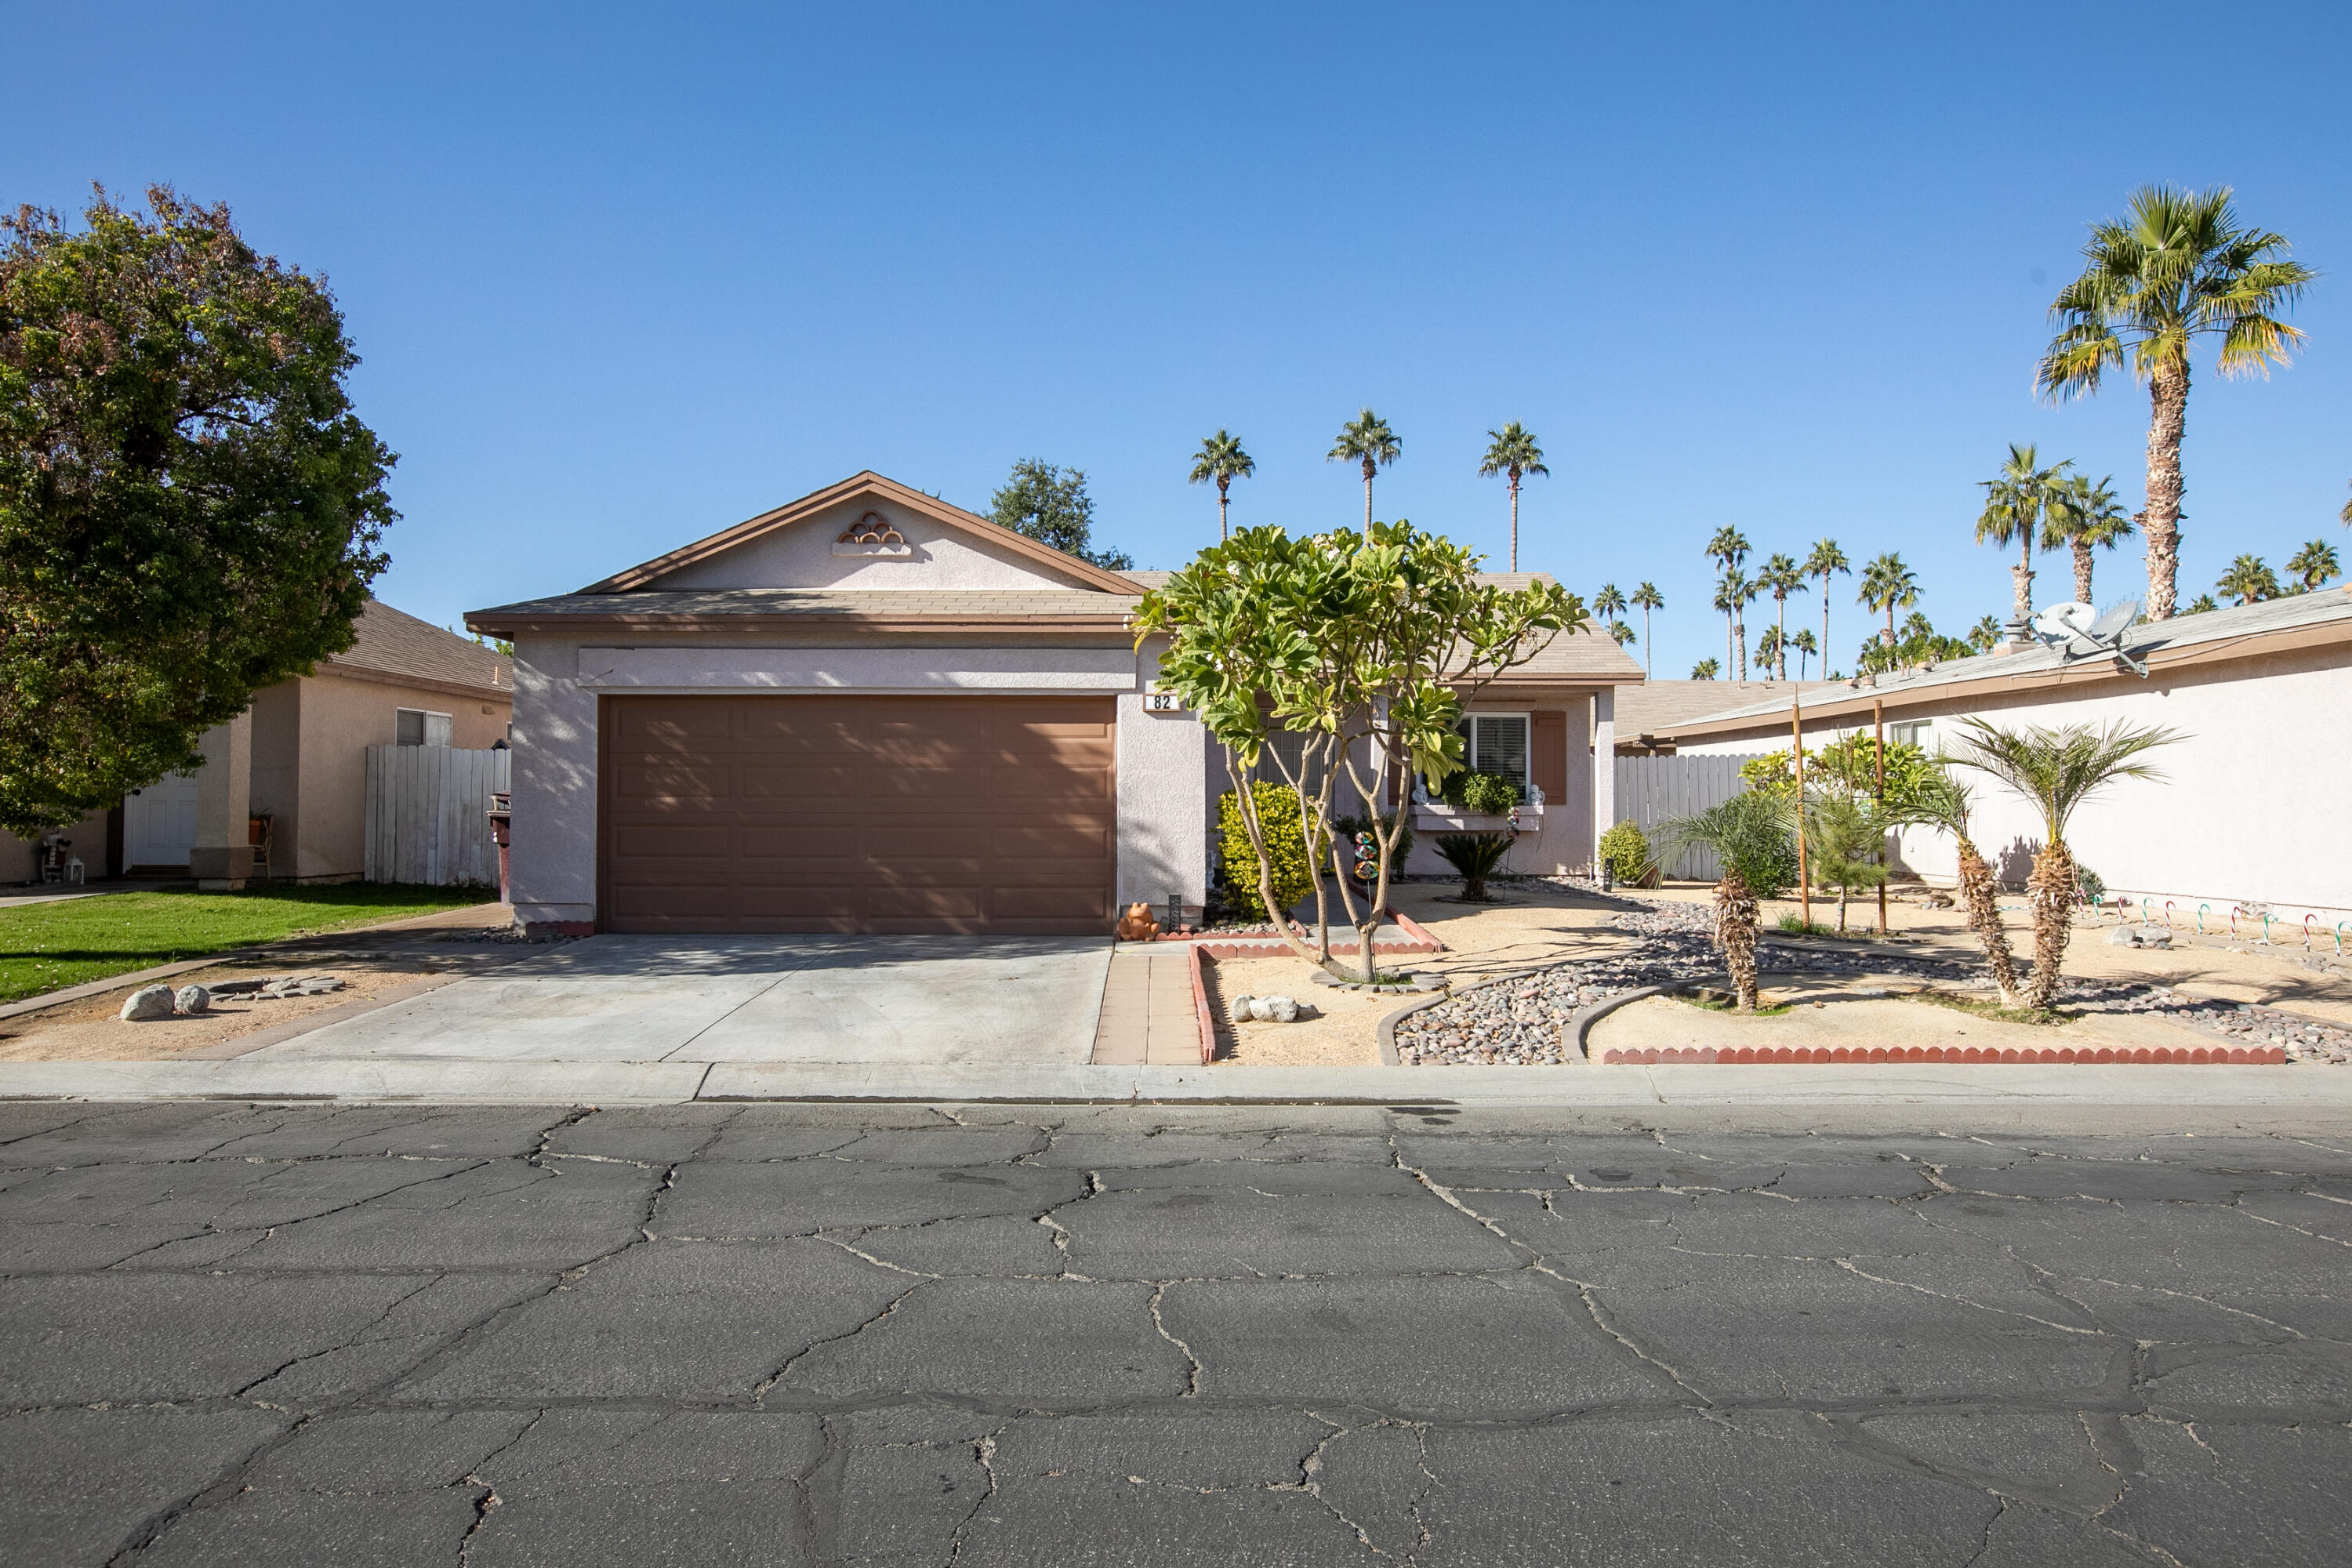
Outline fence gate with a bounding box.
[1613,753,1769,880]
[365,746,511,887]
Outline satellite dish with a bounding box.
[2085,601,2139,643]
[2030,601,2097,640]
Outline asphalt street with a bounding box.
[2,1099,2347,1566]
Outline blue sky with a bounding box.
[13,2,2348,679]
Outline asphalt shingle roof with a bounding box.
[332,599,512,691]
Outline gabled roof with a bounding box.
[577,470,1142,596]
[1652,587,2352,742]
[327,599,511,694]
[466,589,1140,637]
[1616,679,1839,736]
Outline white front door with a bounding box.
[124,771,201,869]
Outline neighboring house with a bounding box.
[1647,590,2352,925]
[1613,679,1840,754]
[467,471,1646,937]
[5,601,514,887]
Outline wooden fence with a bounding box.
[1612,753,1771,880]
[364,746,510,887]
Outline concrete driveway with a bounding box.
[251,935,1112,1065]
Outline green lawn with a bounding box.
[0,884,496,1004]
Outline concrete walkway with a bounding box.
[246,934,1112,1067]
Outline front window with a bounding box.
[1455,713,1530,790]
[395,708,454,747]
[1887,719,1931,750]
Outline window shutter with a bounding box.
[1531,711,1567,803]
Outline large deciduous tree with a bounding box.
[2037,185,2314,620]
[988,459,1134,571]
[0,186,393,836]
[1134,521,1581,982]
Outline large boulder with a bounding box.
[173,985,211,1015]
[119,985,175,1022]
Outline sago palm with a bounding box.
[1478,423,1548,571]
[1857,553,1918,651]
[1804,539,1849,676]
[2038,185,2314,619]
[1329,409,1400,537]
[1942,717,2179,1011]
[1976,443,2070,633]
[1187,430,1254,541]
[1630,583,1664,677]
[2041,473,2136,605]
[1904,771,2024,1007]
[1756,552,1804,678]
[1652,790,1798,1012]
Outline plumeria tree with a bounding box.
[1134,522,1581,982]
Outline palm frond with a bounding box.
[1940,717,2181,845]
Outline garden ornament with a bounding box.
[1115,903,1160,941]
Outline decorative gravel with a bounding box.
[1395,894,2352,1066]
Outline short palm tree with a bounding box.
[1968,615,2002,653]
[1942,717,2179,1011]
[1789,626,1818,678]
[1329,409,1400,537]
[1187,430,1254,541]
[2185,593,2220,614]
[2041,473,2136,604]
[1608,620,1637,649]
[1905,771,2025,1007]
[2038,185,2315,620]
[1630,583,1664,677]
[1477,423,1548,571]
[1976,443,2071,634]
[1691,657,1720,681]
[1756,552,1804,678]
[2216,554,2281,605]
[1857,553,1918,650]
[1804,539,1852,675]
[2286,539,2341,592]
[1652,790,1798,1012]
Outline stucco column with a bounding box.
[1592,686,1617,876]
[1116,642,1209,922]
[189,713,255,890]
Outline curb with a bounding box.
[1185,942,1216,1066]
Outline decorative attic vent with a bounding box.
[833,510,913,557]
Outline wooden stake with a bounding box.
[1791,688,1809,929]
[1875,698,1888,938]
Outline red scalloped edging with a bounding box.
[1186,943,1217,1066]
[1595,1044,2288,1065]
[1160,909,1444,959]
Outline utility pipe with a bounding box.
[1791,688,1809,929]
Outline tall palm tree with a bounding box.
[1713,570,1756,681]
[2038,186,2315,619]
[1754,624,1784,678]
[1329,409,1400,537]
[1186,430,1254,541]
[1943,717,2179,1011]
[1789,626,1817,679]
[1976,443,2071,635]
[2287,540,2342,592]
[1857,553,1918,650]
[1907,773,2024,1008]
[1803,539,1849,674]
[1477,423,1548,571]
[1756,552,1803,679]
[1592,583,1626,625]
[1630,583,1664,677]
[1705,528,1751,679]
[2216,554,2281,605]
[2041,473,2136,604]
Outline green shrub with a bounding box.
[1442,770,1521,815]
[1599,820,1653,884]
[2075,863,2105,904]
[1330,811,1414,882]
[1218,783,1316,919]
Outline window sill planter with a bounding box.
[1413,803,1543,833]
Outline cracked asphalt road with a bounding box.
[2,1101,2347,1566]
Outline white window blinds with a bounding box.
[1470,715,1529,787]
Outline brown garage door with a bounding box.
[599,695,1117,935]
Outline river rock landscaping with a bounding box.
[1392,894,2352,1066]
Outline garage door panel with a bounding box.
[603,695,1116,935]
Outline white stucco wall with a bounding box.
[645,497,1094,591]
[508,634,602,929]
[1116,642,1209,916]
[1403,691,1602,880]
[1675,645,2352,925]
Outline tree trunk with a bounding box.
[1732,601,1748,681]
[1218,478,1229,542]
[1714,866,1760,1012]
[1362,459,1375,538]
[1836,881,1849,935]
[1508,471,1520,572]
[2012,528,2034,628]
[1951,837,2023,1008]
[2025,840,2076,1012]
[1642,608,1653,677]
[1775,600,1788,680]
[2071,541,2093,604]
[2143,359,2188,619]
[1820,583,1832,677]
